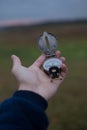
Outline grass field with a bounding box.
[0,22,87,130]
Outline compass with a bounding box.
[38,32,62,79]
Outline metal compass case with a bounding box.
[38,32,62,80]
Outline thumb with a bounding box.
[11,55,22,73]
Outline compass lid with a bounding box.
[38,32,58,57]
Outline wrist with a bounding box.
[18,84,49,101]
[18,84,34,92]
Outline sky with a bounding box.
[0,0,87,25]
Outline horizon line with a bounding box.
[0,18,87,27]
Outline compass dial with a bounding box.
[43,58,62,71]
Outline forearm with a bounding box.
[0,91,49,130]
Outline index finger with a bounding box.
[33,54,46,67]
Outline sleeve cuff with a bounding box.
[13,90,48,110]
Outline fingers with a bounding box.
[55,50,66,63]
[11,55,22,73]
[60,63,68,78]
[33,54,46,67]
[55,50,68,77]
[61,63,68,73]
[55,50,61,57]
[60,57,66,63]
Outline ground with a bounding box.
[0,21,87,130]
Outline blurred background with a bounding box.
[0,0,87,130]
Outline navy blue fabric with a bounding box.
[0,91,49,130]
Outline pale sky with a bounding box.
[0,0,87,21]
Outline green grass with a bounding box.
[47,39,87,130]
[0,38,87,130]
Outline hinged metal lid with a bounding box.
[38,32,58,57]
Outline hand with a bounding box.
[11,51,68,100]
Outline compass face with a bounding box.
[43,57,62,71]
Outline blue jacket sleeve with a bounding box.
[0,91,49,130]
